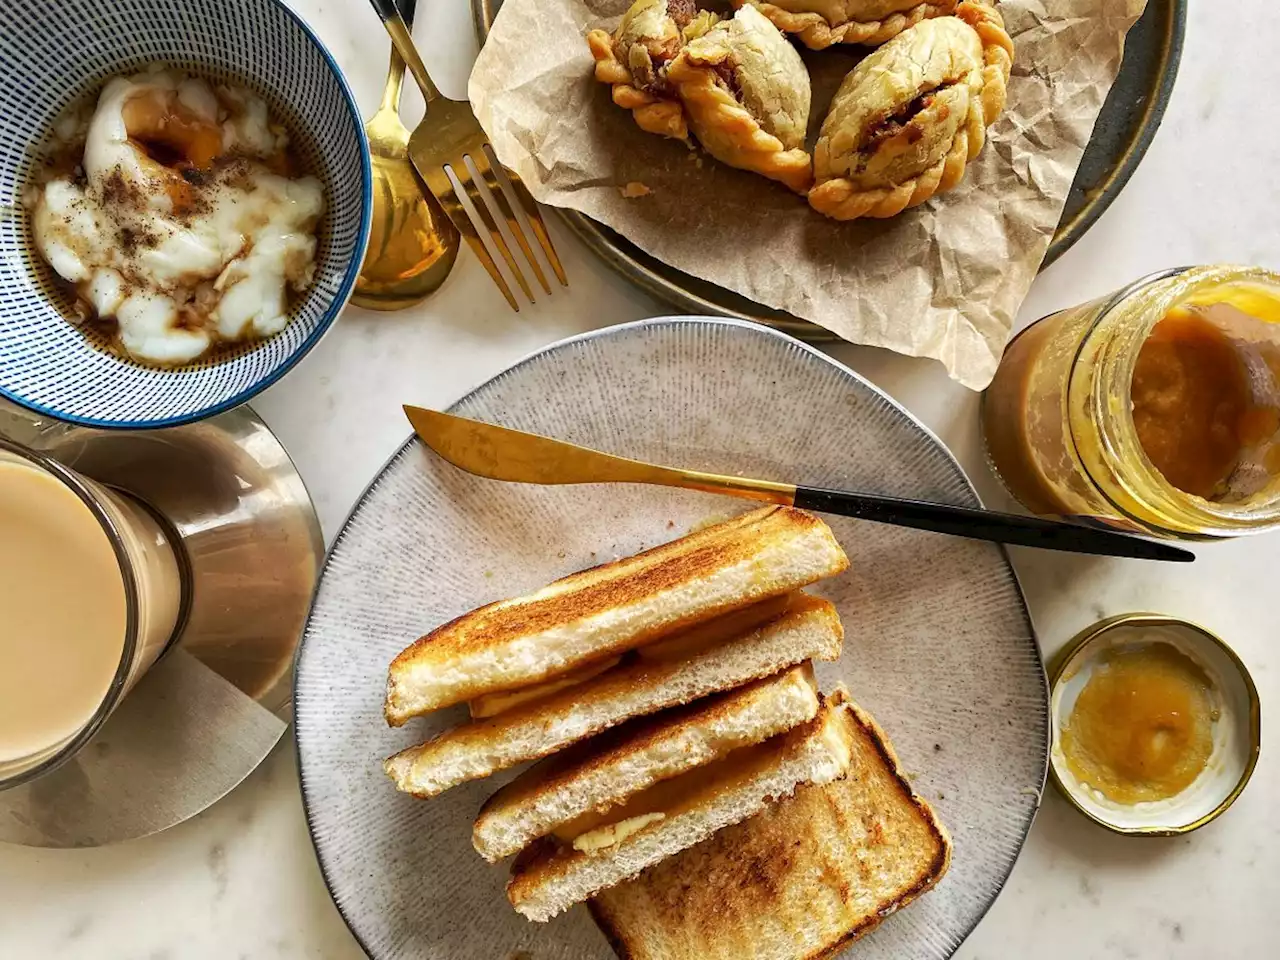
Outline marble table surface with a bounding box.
[2,0,1277,957]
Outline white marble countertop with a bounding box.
[2,0,1278,956]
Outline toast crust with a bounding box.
[589,692,952,959]
[385,507,848,722]
[473,664,820,861]
[808,699,951,959]
[506,692,859,921]
[383,597,843,798]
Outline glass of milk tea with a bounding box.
[0,438,184,787]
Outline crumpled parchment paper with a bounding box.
[471,0,1148,388]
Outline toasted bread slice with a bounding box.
[467,592,796,721]
[473,664,821,862]
[384,595,843,799]
[385,507,848,724]
[505,691,860,923]
[589,697,952,960]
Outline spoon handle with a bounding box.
[473,0,496,43]
[791,486,1194,562]
[367,0,441,102]
[378,0,418,112]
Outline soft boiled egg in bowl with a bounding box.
[0,0,371,427]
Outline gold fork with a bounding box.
[366,0,567,310]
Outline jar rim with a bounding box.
[1072,265,1280,537]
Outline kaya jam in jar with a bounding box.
[983,266,1280,539]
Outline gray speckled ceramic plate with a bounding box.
[294,318,1048,959]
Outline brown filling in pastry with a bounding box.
[666,0,697,27]
[632,45,678,93]
[630,1,702,93]
[707,58,743,100]
[862,86,948,151]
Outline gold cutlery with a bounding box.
[353,0,459,310]
[366,0,566,311]
[403,406,1194,562]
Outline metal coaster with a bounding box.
[0,400,323,847]
[472,0,1185,338]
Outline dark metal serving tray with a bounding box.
[474,0,1185,340]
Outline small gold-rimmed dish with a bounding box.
[1049,613,1260,835]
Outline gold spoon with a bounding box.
[353,0,459,310]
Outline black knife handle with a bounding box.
[791,485,1193,562]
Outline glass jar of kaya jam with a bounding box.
[983,266,1280,539]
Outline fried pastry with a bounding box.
[808,2,1014,220]
[664,4,813,193]
[587,0,717,140]
[734,0,958,50]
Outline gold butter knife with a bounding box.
[404,406,1192,563]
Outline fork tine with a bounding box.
[384,11,565,304]
[502,167,568,288]
[477,149,550,295]
[454,161,535,304]
[433,173,518,311]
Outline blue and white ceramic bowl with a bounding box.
[0,0,371,428]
